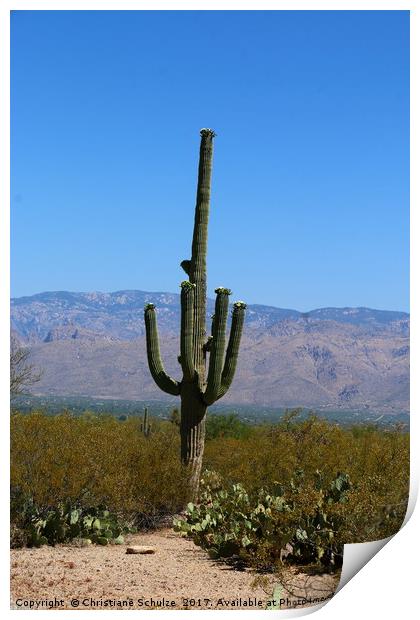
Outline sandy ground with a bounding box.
[10,529,339,610]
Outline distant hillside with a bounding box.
[11,290,409,414]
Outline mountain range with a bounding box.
[11,290,410,414]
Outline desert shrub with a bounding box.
[205,413,251,440]
[203,414,409,543]
[11,412,190,526]
[11,410,409,549]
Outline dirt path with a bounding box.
[11,529,339,610]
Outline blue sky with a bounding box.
[11,10,409,311]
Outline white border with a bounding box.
[2,2,416,618]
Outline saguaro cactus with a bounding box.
[144,129,246,498]
[140,407,151,437]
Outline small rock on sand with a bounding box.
[126,546,156,555]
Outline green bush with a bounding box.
[205,413,251,440]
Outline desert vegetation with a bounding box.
[9,127,409,582]
[11,409,409,573]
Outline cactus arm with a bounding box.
[216,301,247,400]
[180,281,196,381]
[144,303,180,396]
[203,288,231,405]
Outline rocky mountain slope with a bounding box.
[11,290,409,413]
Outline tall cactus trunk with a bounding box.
[180,382,207,499]
[144,129,246,504]
[189,130,213,391]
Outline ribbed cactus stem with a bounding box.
[189,128,215,390]
[144,304,180,396]
[180,281,196,381]
[143,407,151,437]
[180,382,206,467]
[218,301,247,399]
[140,406,151,436]
[203,288,231,405]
